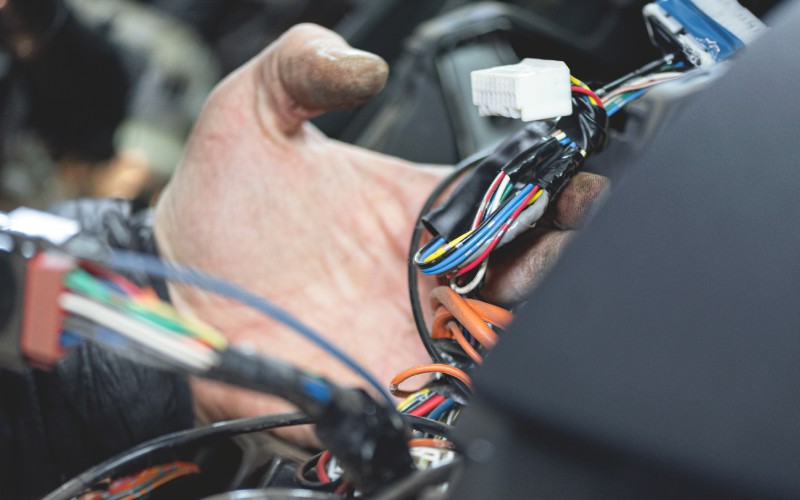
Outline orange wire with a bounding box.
[430,287,513,349]
[408,438,455,450]
[448,321,482,364]
[464,298,513,328]
[390,363,473,398]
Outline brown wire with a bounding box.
[390,363,473,398]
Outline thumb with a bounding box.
[257,23,389,135]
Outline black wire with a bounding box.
[43,412,313,500]
[408,156,484,397]
[402,414,454,438]
[597,53,678,95]
[370,459,462,500]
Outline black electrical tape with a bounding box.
[557,96,608,154]
[502,136,563,181]
[518,150,581,194]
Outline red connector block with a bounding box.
[20,252,75,369]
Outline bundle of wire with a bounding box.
[59,265,224,373]
[391,64,694,494]
[53,254,415,496]
[599,57,689,116]
[415,76,608,293]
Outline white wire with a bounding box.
[471,171,506,229]
[59,293,218,372]
[604,71,685,100]
[487,175,511,217]
[455,179,538,294]
[450,261,488,295]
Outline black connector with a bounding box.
[206,348,414,493]
[315,388,414,494]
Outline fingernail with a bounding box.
[316,45,380,62]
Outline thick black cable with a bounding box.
[408,156,484,399]
[370,459,462,500]
[42,412,312,500]
[205,348,332,418]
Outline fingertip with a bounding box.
[481,229,574,306]
[273,24,389,112]
[548,172,610,230]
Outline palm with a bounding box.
[154,25,441,425]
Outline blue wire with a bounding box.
[60,330,84,347]
[104,250,394,405]
[427,399,455,420]
[607,89,646,117]
[422,190,528,275]
[419,236,445,262]
[559,137,571,145]
[301,377,332,404]
[422,185,534,275]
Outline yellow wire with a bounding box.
[139,296,228,349]
[526,188,544,206]
[570,75,598,105]
[423,231,473,263]
[426,188,546,264]
[397,389,430,411]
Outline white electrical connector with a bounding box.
[471,58,572,122]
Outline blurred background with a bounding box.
[0,0,781,211]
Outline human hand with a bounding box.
[153,24,609,440]
[154,24,442,438]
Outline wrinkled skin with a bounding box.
[154,24,608,442]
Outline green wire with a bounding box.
[63,269,192,335]
[498,182,514,203]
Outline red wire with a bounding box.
[316,451,332,483]
[455,186,539,277]
[81,262,146,298]
[408,394,447,417]
[474,172,506,227]
[571,86,605,109]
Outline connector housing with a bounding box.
[20,252,73,369]
[471,58,572,122]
